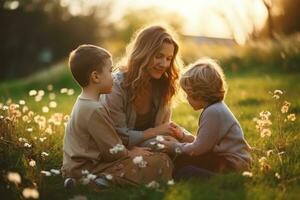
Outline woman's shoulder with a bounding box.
[113,71,126,83]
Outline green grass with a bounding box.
[1,60,300,199]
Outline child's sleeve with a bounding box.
[87,109,129,162]
[176,108,222,156]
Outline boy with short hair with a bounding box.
[162,58,251,177]
[62,44,173,188]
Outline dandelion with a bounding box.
[167,179,175,185]
[157,143,165,149]
[260,129,272,138]
[242,171,253,177]
[281,105,289,113]
[150,141,156,145]
[41,170,51,176]
[49,101,57,108]
[49,93,56,100]
[45,126,53,135]
[146,181,160,189]
[42,106,49,113]
[105,174,113,180]
[50,169,61,175]
[7,172,21,184]
[0,115,3,119]
[24,143,32,148]
[39,137,47,142]
[266,150,274,157]
[87,174,97,180]
[133,156,147,168]
[109,144,125,154]
[22,188,39,199]
[29,90,37,96]
[47,84,53,91]
[35,95,42,102]
[26,127,33,132]
[19,100,26,105]
[275,172,281,179]
[22,106,29,113]
[156,135,165,142]
[41,152,49,157]
[38,90,45,97]
[29,159,36,167]
[3,105,9,110]
[60,88,68,94]
[272,94,280,99]
[22,115,28,122]
[67,89,75,95]
[287,114,296,121]
[81,170,89,175]
[274,90,283,95]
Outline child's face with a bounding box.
[97,59,113,94]
[147,42,174,79]
[186,93,206,110]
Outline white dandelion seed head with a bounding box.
[29,90,37,96]
[156,135,164,142]
[29,159,36,167]
[7,172,21,184]
[105,174,113,180]
[41,170,51,176]
[157,143,165,149]
[50,169,60,175]
[146,181,160,189]
[22,188,39,199]
[242,171,253,177]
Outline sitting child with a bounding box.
[61,44,173,188]
[162,58,251,179]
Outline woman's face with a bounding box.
[147,42,175,79]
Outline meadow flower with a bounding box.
[26,127,33,132]
[22,188,39,199]
[39,137,47,142]
[275,172,281,179]
[67,89,75,95]
[34,115,46,130]
[81,170,89,175]
[272,94,280,99]
[29,159,36,167]
[19,100,26,105]
[167,179,175,185]
[157,143,165,149]
[45,126,53,135]
[7,172,21,184]
[156,135,164,142]
[24,143,32,148]
[109,144,125,154]
[22,106,29,113]
[266,150,274,157]
[18,137,28,143]
[38,90,45,97]
[105,174,113,180]
[50,169,61,175]
[259,111,271,120]
[133,156,147,168]
[41,152,49,157]
[281,101,291,113]
[242,171,253,177]
[146,181,159,189]
[47,84,53,91]
[60,88,68,94]
[22,115,29,122]
[34,95,42,102]
[274,90,283,95]
[2,105,8,110]
[287,114,296,121]
[41,170,51,176]
[150,141,157,145]
[49,93,56,100]
[49,101,57,108]
[29,90,37,96]
[42,106,49,113]
[260,128,272,137]
[87,174,97,180]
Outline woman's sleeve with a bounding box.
[175,108,222,156]
[101,79,145,149]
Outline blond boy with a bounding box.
[62,44,173,188]
[162,58,251,177]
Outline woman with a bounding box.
[101,25,183,149]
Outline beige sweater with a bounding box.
[62,95,128,179]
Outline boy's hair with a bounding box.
[180,58,227,104]
[68,44,111,87]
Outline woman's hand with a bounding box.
[160,136,177,154]
[128,147,153,157]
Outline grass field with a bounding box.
[1,41,300,199]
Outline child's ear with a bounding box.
[90,71,101,83]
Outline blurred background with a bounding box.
[0,0,300,81]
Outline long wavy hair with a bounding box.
[120,25,181,106]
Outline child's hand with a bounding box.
[169,122,184,140]
[128,147,153,157]
[152,122,173,135]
